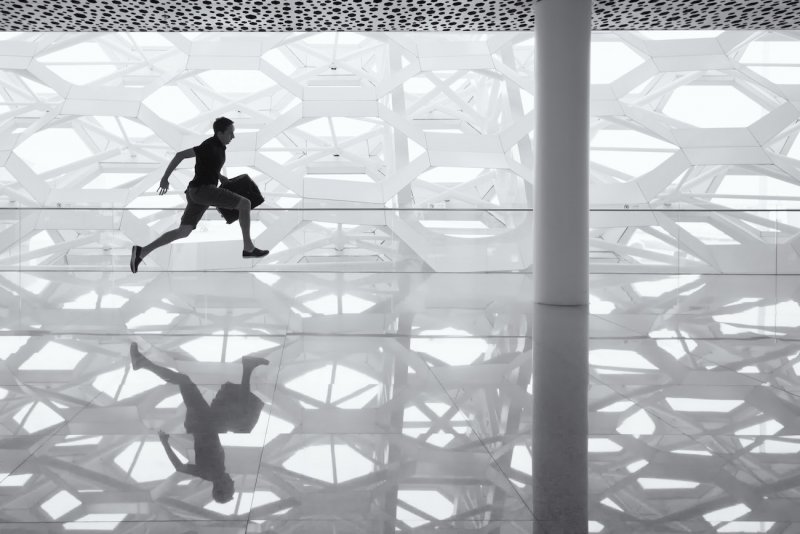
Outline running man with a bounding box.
[130,117,268,273]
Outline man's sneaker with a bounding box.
[130,245,143,273]
[243,247,269,258]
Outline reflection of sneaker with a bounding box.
[242,356,270,369]
[130,245,142,273]
[129,342,144,370]
[242,247,269,258]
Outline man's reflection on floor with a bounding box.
[129,342,269,503]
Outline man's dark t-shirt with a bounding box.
[190,431,226,480]
[187,136,226,188]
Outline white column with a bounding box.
[534,0,590,306]
[533,0,591,533]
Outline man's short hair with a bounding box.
[213,117,234,134]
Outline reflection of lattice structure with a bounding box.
[0,270,534,529]
[10,274,800,530]
[586,273,800,533]
[0,332,533,529]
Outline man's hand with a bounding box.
[157,178,170,195]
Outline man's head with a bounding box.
[212,473,235,503]
[213,117,235,145]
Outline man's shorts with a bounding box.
[180,185,243,229]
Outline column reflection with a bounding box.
[533,303,588,533]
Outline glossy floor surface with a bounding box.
[1,271,798,533]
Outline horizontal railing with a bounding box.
[0,207,796,273]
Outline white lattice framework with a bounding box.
[0,32,534,273]
[2,31,800,273]
[7,30,800,533]
[590,30,800,275]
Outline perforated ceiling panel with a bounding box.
[1,0,799,32]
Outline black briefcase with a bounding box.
[216,174,265,224]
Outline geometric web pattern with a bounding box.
[0,271,534,532]
[589,272,800,533]
[5,29,800,534]
[6,270,800,531]
[3,31,800,273]
[0,32,533,273]
[590,30,800,274]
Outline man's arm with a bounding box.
[158,431,199,476]
[158,148,195,195]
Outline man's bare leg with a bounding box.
[237,198,255,252]
[142,225,194,259]
[130,225,193,273]
[130,342,188,384]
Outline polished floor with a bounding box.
[1,271,798,533]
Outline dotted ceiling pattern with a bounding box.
[1,0,799,32]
